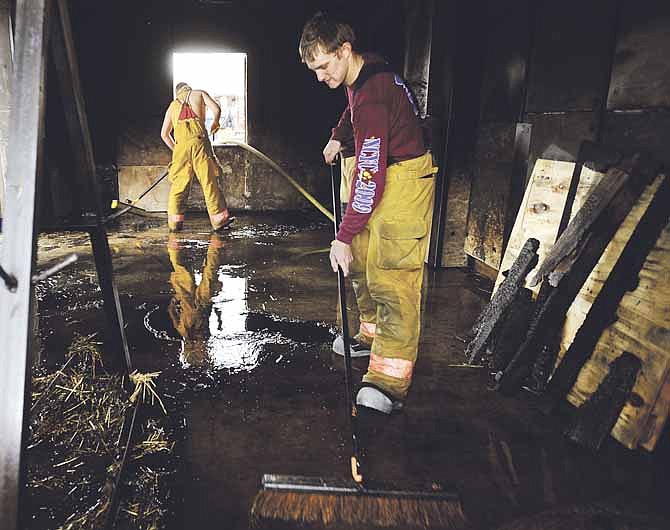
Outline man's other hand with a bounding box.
[210,123,220,136]
[323,139,342,165]
[329,239,353,276]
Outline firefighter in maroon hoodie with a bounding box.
[301,13,437,414]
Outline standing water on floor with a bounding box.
[25,212,670,530]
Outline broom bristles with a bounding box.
[250,489,468,529]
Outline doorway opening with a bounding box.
[172,52,247,145]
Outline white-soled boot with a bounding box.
[355,386,404,414]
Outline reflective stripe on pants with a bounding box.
[350,151,436,399]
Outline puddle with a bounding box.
[141,232,334,376]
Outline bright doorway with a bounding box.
[172,52,247,145]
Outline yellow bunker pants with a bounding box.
[340,155,356,206]
[167,136,228,230]
[349,151,436,399]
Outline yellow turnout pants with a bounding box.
[340,155,356,205]
[349,152,436,399]
[167,135,228,230]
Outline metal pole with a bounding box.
[0,2,49,529]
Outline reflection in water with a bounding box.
[209,274,247,336]
[207,274,261,372]
[166,234,288,372]
[167,233,230,368]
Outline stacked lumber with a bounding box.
[465,142,670,451]
[557,173,667,367]
[493,159,604,296]
[567,215,670,450]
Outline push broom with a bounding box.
[106,169,169,221]
[250,163,468,529]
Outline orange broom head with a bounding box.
[250,475,468,529]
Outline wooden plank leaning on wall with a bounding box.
[493,158,604,296]
[565,184,670,451]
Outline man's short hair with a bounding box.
[175,82,190,92]
[299,12,355,63]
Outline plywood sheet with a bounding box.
[641,373,670,451]
[564,188,670,450]
[465,123,518,269]
[493,159,603,294]
[558,174,665,365]
[440,168,471,267]
[118,165,170,212]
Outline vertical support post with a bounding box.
[0,2,49,530]
[402,0,434,118]
[0,0,13,222]
[50,0,100,213]
[89,225,133,373]
[425,0,455,268]
[50,0,131,372]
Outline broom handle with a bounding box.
[330,162,365,485]
[130,169,169,204]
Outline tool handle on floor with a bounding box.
[330,162,365,485]
[128,170,169,204]
[32,254,78,283]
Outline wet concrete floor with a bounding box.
[25,211,670,529]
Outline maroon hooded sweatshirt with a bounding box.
[329,54,425,244]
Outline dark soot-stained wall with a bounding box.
[68,1,670,269]
[69,0,406,212]
[458,0,670,270]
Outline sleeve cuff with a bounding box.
[330,129,346,143]
[336,230,354,245]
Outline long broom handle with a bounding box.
[330,162,365,485]
[127,169,169,204]
[106,169,170,223]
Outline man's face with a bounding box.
[305,45,349,89]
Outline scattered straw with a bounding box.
[27,333,175,530]
[129,371,167,415]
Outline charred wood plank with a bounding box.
[495,284,559,394]
[496,154,658,395]
[526,325,562,394]
[539,173,670,413]
[89,226,132,373]
[529,164,629,288]
[521,280,562,394]
[540,140,622,288]
[486,287,534,373]
[466,237,539,364]
[528,141,621,289]
[564,351,642,451]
